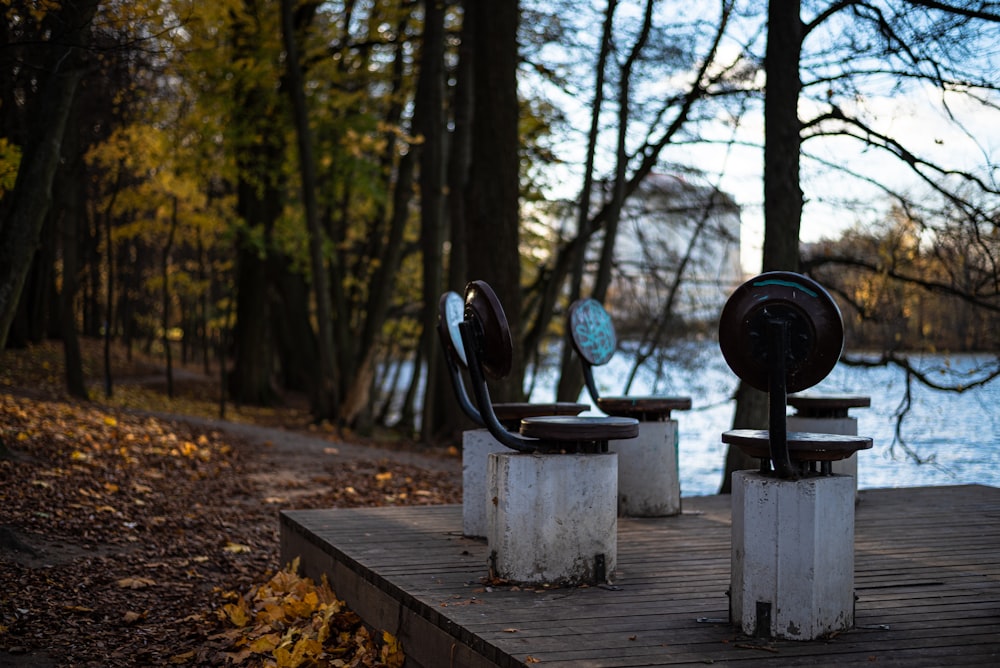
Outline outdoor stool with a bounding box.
[718,271,873,640]
[458,280,638,586]
[786,393,871,499]
[437,291,589,538]
[568,298,691,516]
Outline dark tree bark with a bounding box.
[446,4,475,294]
[720,0,804,492]
[228,3,287,407]
[56,111,87,400]
[280,0,340,422]
[465,0,523,401]
[761,0,803,275]
[556,0,616,403]
[0,0,99,350]
[162,198,178,399]
[414,0,449,442]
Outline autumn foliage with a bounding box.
[0,341,460,666]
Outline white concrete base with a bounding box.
[731,471,855,640]
[487,451,618,586]
[786,416,859,493]
[610,420,680,517]
[462,429,508,538]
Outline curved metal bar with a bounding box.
[581,365,602,406]
[458,319,538,453]
[435,308,485,427]
[767,317,796,479]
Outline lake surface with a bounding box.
[528,343,1000,496]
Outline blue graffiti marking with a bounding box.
[571,299,616,365]
[751,278,818,298]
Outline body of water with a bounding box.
[528,343,1000,496]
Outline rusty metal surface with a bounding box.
[464,280,513,379]
[718,271,844,394]
[721,428,873,462]
[787,393,871,418]
[596,396,692,421]
[520,415,639,441]
[492,402,589,421]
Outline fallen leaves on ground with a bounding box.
[0,340,462,667]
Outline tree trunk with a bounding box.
[720,0,804,492]
[0,0,98,350]
[280,0,340,423]
[162,198,178,399]
[762,0,803,274]
[465,0,523,401]
[57,109,87,400]
[415,0,448,442]
[556,0,616,404]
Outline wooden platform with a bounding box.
[280,485,1000,667]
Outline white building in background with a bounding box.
[590,173,744,328]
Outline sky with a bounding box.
[526,1,1000,276]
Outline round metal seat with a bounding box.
[459,281,638,454]
[567,298,692,421]
[718,272,872,478]
[596,396,692,422]
[438,290,589,429]
[787,394,871,419]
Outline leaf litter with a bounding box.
[0,340,461,666]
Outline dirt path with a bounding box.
[0,385,463,667]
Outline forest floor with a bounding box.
[0,338,463,667]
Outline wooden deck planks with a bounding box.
[280,485,1000,667]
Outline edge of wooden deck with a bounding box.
[280,485,1000,667]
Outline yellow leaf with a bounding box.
[375,472,392,482]
[117,577,156,589]
[380,630,405,668]
[104,416,118,427]
[249,633,281,653]
[223,599,251,627]
[224,542,251,554]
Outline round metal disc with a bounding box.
[493,402,589,421]
[568,298,616,366]
[596,396,692,421]
[520,415,639,441]
[718,272,844,393]
[437,291,467,366]
[721,429,872,462]
[464,280,513,379]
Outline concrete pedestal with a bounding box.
[462,429,509,538]
[610,420,680,517]
[731,471,855,640]
[487,451,618,586]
